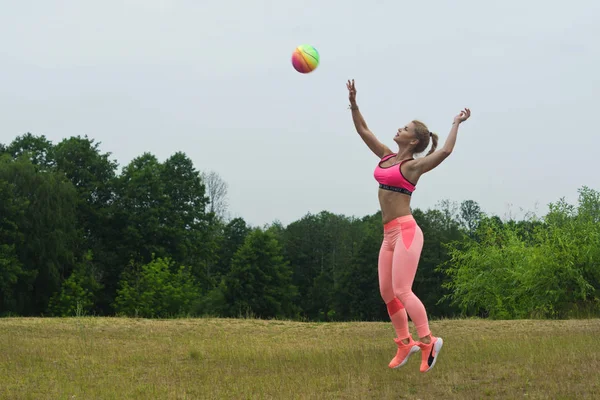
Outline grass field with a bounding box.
[0,317,599,399]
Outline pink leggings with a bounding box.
[378,215,431,339]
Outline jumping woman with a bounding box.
[346,79,471,373]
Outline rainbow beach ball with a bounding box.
[291,44,320,74]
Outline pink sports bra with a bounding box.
[374,153,416,196]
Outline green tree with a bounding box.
[160,151,215,285]
[113,153,168,264]
[334,214,387,321]
[113,257,200,318]
[0,164,34,315]
[280,211,363,320]
[113,152,215,284]
[48,251,103,316]
[0,154,80,315]
[53,135,119,314]
[216,217,251,279]
[223,229,297,319]
[6,133,55,169]
[459,199,483,234]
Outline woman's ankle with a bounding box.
[419,334,432,344]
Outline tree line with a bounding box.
[1,133,598,320]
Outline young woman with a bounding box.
[346,79,471,373]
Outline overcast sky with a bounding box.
[1,0,598,227]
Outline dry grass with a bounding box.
[0,317,599,399]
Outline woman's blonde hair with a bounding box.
[411,120,438,156]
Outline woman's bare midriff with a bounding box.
[378,189,413,224]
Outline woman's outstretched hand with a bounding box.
[346,79,357,105]
[454,108,471,124]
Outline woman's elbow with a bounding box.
[440,148,452,157]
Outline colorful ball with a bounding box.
[291,44,320,74]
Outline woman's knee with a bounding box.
[385,298,404,316]
[379,287,395,304]
[394,288,413,302]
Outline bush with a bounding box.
[443,187,600,319]
[113,257,200,318]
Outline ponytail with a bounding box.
[411,120,438,156]
[427,132,438,156]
